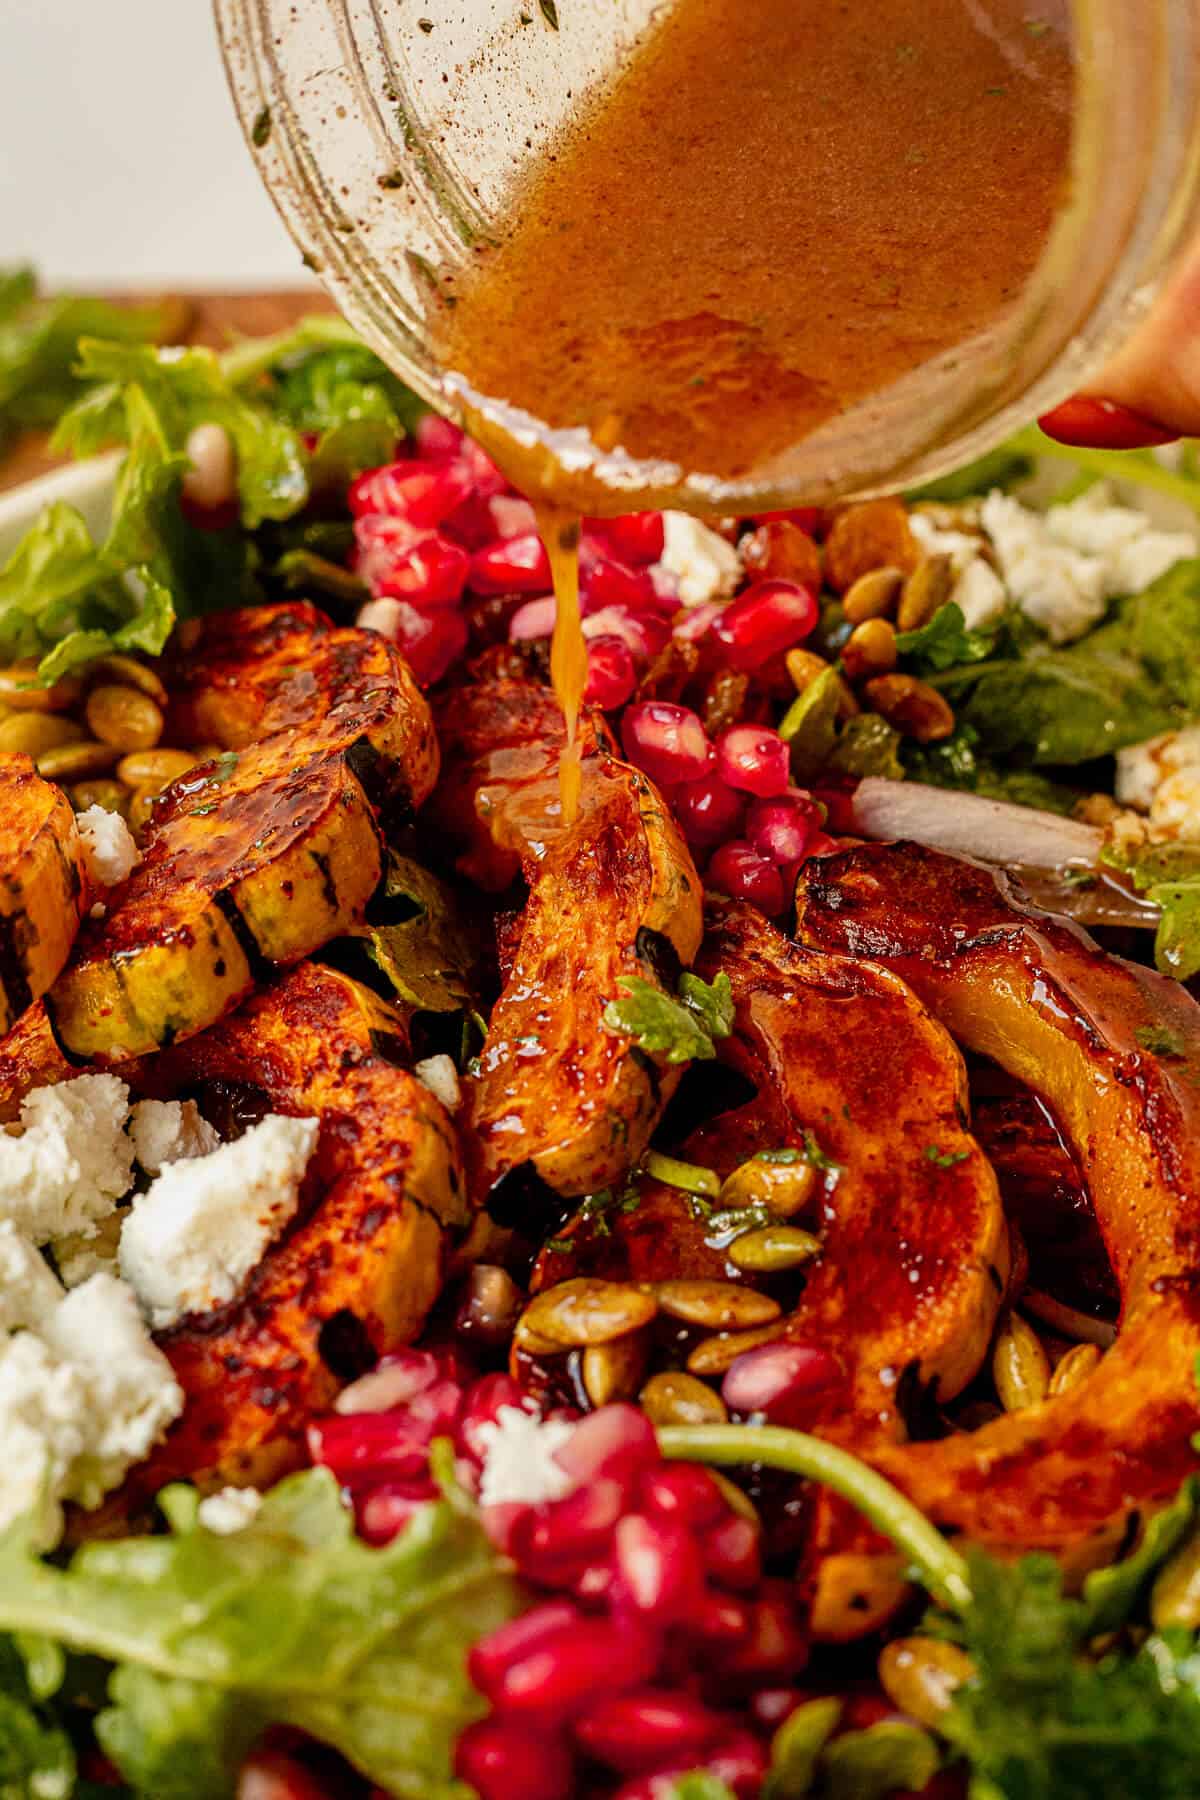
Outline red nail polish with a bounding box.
[1037,395,1178,450]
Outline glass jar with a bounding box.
[214,0,1200,509]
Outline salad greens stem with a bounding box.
[218,313,363,389]
[657,1423,972,1613]
[1006,424,1200,512]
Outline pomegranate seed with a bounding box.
[469,532,552,595]
[481,1501,528,1556]
[721,1342,843,1426]
[334,1349,440,1416]
[457,1373,530,1464]
[585,636,638,709]
[638,1464,727,1529]
[581,548,660,616]
[469,1600,582,1699]
[722,1585,809,1680]
[710,579,818,671]
[583,605,671,661]
[514,1477,627,1577]
[701,1514,762,1591]
[508,596,558,642]
[573,1559,618,1606]
[461,439,509,497]
[674,600,725,643]
[672,772,745,850]
[744,793,819,866]
[587,512,666,565]
[620,703,712,787]
[692,1591,752,1643]
[706,841,786,916]
[349,459,474,526]
[575,1690,725,1773]
[378,600,468,686]
[355,1478,437,1545]
[353,516,469,607]
[715,726,790,798]
[455,1719,574,1800]
[414,413,465,459]
[554,1404,660,1487]
[613,1513,706,1621]
[489,1618,660,1716]
[237,1749,337,1800]
[701,1731,771,1796]
[488,494,539,539]
[307,1412,429,1482]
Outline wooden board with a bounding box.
[0,289,332,493]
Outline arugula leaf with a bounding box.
[270,340,424,489]
[602,970,734,1064]
[0,274,178,445]
[903,726,1080,815]
[0,1470,521,1800]
[820,1721,940,1799]
[0,1635,77,1799]
[1080,1477,1200,1637]
[1102,839,1200,981]
[895,600,1000,673]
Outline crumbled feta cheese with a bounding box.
[0,1075,133,1243]
[977,487,1195,645]
[197,1485,263,1534]
[76,805,140,890]
[51,1211,123,1288]
[0,1220,64,1333]
[908,511,984,574]
[414,1054,462,1112]
[656,513,742,608]
[119,1113,318,1329]
[129,1098,219,1175]
[0,1266,182,1544]
[476,1404,576,1508]
[1116,727,1200,840]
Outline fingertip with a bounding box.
[1037,395,1179,450]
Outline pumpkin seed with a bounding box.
[116,748,198,788]
[862,673,955,743]
[992,1312,1050,1413]
[841,618,897,681]
[718,1156,817,1218]
[843,565,903,625]
[654,1279,782,1331]
[784,648,859,719]
[0,713,85,757]
[638,1369,728,1427]
[520,1278,658,1348]
[1047,1341,1102,1398]
[878,1637,974,1729]
[0,665,81,712]
[583,1330,650,1406]
[70,779,129,816]
[85,654,168,705]
[36,740,120,781]
[127,782,166,837]
[727,1225,821,1274]
[896,553,954,632]
[686,1318,788,1376]
[85,685,164,752]
[1151,1530,1200,1630]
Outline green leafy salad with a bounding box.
[4,267,1200,1800]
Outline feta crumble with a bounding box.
[76,805,140,890]
[197,1485,263,1534]
[0,1074,133,1243]
[119,1113,319,1329]
[656,513,742,608]
[476,1404,576,1508]
[1116,727,1200,841]
[414,1054,462,1112]
[129,1098,220,1174]
[0,1264,182,1544]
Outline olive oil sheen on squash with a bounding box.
[440,0,1073,814]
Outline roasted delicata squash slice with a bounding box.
[41,604,438,1063]
[467,755,703,1208]
[0,755,88,1033]
[695,904,1008,1433]
[119,960,467,1501]
[796,841,1200,1579]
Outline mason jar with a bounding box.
[214,0,1200,510]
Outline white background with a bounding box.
[4,1,311,289]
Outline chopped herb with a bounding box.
[538,0,559,26]
[895,600,1000,673]
[542,1237,575,1256]
[602,970,733,1065]
[1135,1025,1189,1060]
[1103,837,1200,984]
[189,803,217,817]
[251,107,272,147]
[924,1144,970,1168]
[209,750,240,784]
[417,16,434,29]
[754,1148,803,1166]
[802,1129,842,1173]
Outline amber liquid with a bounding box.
[441,0,1074,806]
